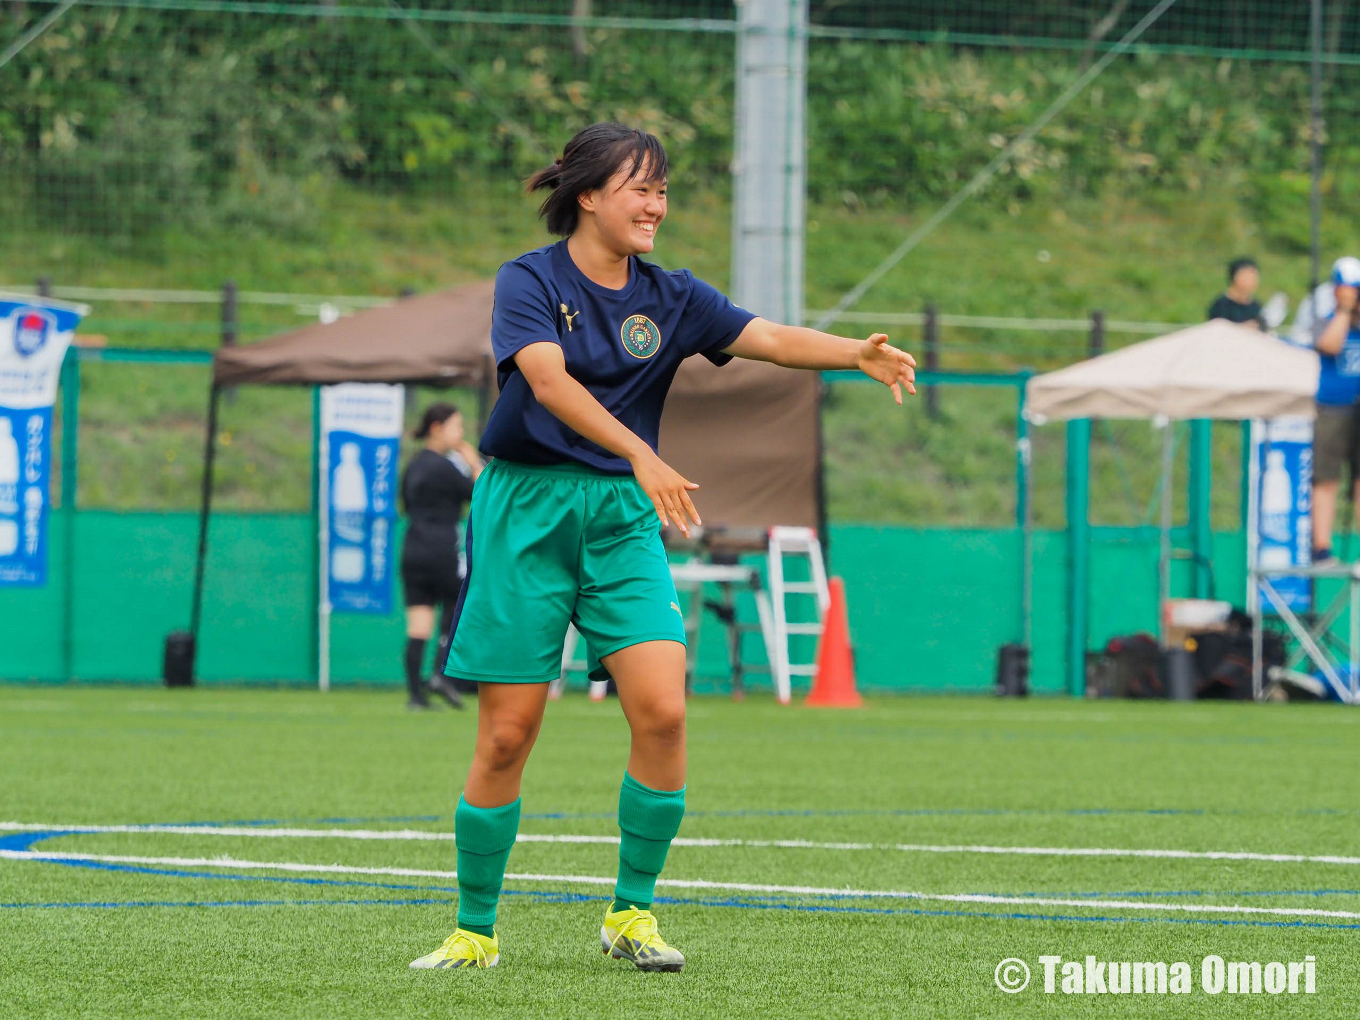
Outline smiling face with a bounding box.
[577,158,667,257]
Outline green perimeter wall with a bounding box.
[0,511,1253,693]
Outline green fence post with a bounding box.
[1066,418,1091,697]
[1189,419,1213,597]
[60,350,79,681]
[1240,419,1252,533]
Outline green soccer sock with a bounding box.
[455,794,521,936]
[614,772,685,911]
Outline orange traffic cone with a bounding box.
[805,576,862,707]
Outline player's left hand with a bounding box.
[856,333,917,404]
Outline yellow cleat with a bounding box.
[601,904,685,972]
[409,928,499,970]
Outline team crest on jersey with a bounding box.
[12,309,53,358]
[620,314,662,360]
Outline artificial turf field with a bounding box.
[2,687,1357,1019]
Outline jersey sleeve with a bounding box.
[491,261,560,372]
[681,272,758,366]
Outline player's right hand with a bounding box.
[631,451,701,538]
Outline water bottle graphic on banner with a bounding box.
[1260,449,1292,544]
[332,442,368,544]
[1250,418,1314,615]
[320,383,403,614]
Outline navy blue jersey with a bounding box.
[480,240,757,473]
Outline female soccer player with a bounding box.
[399,403,482,710]
[410,122,915,972]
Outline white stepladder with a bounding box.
[766,526,831,704]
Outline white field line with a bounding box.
[4,848,1360,922]
[3,822,1360,866]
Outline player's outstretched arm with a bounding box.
[723,318,918,405]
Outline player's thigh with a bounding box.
[446,461,581,683]
[573,480,686,666]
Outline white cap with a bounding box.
[1332,256,1360,286]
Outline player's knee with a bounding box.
[478,717,538,769]
[634,701,686,744]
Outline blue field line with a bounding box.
[315,815,444,824]
[5,879,1360,931]
[266,806,1360,823]
[1020,887,1360,900]
[18,805,1354,829]
[1,830,83,853]
[2,897,451,910]
[8,838,1360,932]
[39,854,1360,911]
[11,822,1360,933]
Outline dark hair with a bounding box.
[414,402,459,439]
[525,122,669,236]
[1228,257,1257,282]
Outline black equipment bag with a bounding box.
[1090,633,1164,698]
[162,631,196,687]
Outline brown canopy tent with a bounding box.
[214,281,497,389]
[187,282,822,678]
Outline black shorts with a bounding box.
[400,561,464,608]
[1313,403,1360,484]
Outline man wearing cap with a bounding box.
[1310,256,1360,561]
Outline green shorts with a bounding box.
[443,458,685,684]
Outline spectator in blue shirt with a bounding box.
[1311,257,1360,561]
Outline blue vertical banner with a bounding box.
[0,295,87,588]
[1248,417,1313,614]
[320,383,404,614]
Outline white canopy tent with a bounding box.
[1026,320,1319,422]
[1023,320,1320,660]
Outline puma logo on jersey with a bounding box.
[560,304,581,331]
[670,601,682,616]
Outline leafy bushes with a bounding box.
[4,6,1357,240]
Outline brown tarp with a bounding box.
[661,357,820,531]
[213,281,496,387]
[209,281,821,533]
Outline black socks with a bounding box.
[404,637,427,698]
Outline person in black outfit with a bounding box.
[1207,257,1265,329]
[400,403,483,710]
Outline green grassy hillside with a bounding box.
[2,180,1331,527]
